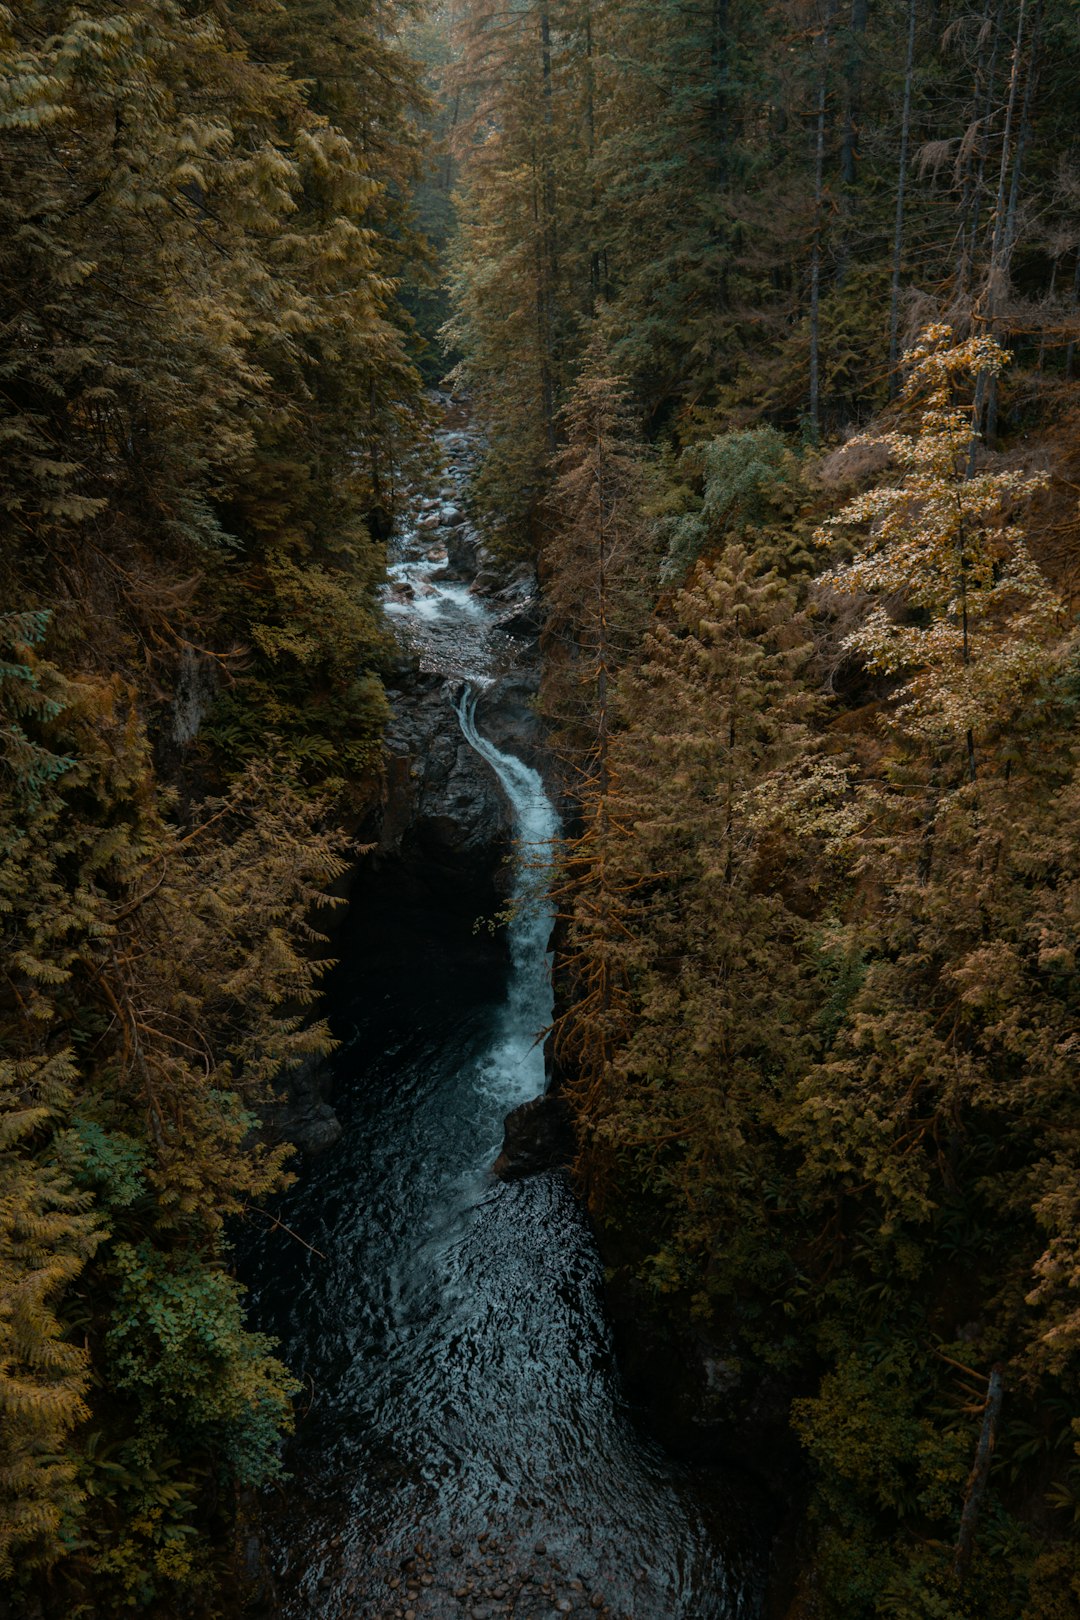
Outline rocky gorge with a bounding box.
[240,404,764,1619]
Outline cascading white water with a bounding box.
[455,686,557,1114]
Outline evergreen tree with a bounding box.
[543,342,654,1112]
[0,2,430,1607]
[817,324,1062,779]
[447,0,594,549]
[573,544,825,1315]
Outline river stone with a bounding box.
[379,675,513,907]
[493,1094,574,1180]
[261,1054,343,1157]
[445,525,481,577]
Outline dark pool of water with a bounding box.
[241,706,763,1620]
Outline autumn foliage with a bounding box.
[541,326,1080,1619]
[1,1,427,1611]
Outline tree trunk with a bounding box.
[441,88,461,192]
[1065,251,1080,380]
[968,0,1027,471]
[1035,252,1057,373]
[888,0,918,395]
[533,151,557,452]
[986,0,1042,439]
[836,0,868,289]
[956,0,1005,303]
[809,0,835,437]
[954,1366,1005,1581]
[538,0,558,278]
[584,3,601,308]
[537,0,559,452]
[839,0,868,189]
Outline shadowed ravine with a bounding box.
[241,420,764,1619]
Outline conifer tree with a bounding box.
[0,617,348,1603]
[575,546,823,1302]
[447,0,594,546]
[0,4,429,1605]
[543,341,653,1113]
[817,324,1061,779]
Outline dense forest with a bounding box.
[3,0,1080,1617]
[0,2,429,1611]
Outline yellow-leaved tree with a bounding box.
[817,324,1063,780]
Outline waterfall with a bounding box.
[455,685,557,1113]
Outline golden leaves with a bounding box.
[816,327,1064,750]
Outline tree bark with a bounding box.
[954,1365,1005,1581]
[537,0,559,452]
[968,0,1027,472]
[1065,250,1080,380]
[840,0,868,190]
[441,88,461,192]
[986,0,1042,439]
[809,0,835,437]
[888,0,918,395]
[956,0,1005,302]
[533,150,557,452]
[584,3,601,308]
[835,0,868,289]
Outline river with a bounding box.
[241,414,763,1620]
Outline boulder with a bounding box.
[444,525,481,578]
[474,670,544,770]
[493,1093,574,1180]
[263,1055,343,1157]
[496,598,542,640]
[379,673,514,909]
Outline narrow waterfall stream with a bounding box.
[242,415,763,1619]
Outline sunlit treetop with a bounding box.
[815,325,1064,750]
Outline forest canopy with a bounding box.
[1,1,427,1609]
[4,0,1080,1616]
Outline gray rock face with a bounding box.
[475,670,544,772]
[172,644,219,746]
[383,675,512,854]
[444,524,482,577]
[493,1094,574,1180]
